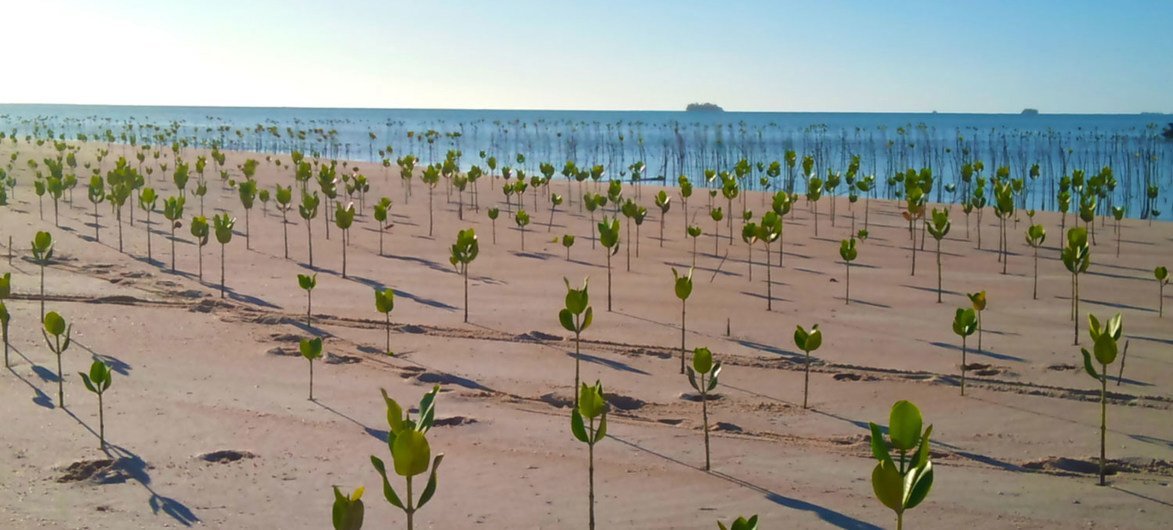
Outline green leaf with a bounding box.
[1092,334,1118,365]
[43,311,66,336]
[594,413,607,443]
[571,409,589,443]
[905,463,935,509]
[417,454,445,509]
[558,308,576,334]
[888,400,923,451]
[370,456,405,509]
[299,337,323,360]
[80,372,97,393]
[692,347,713,374]
[686,366,700,392]
[1080,348,1100,380]
[871,460,905,513]
[580,307,593,333]
[868,422,893,466]
[381,388,405,433]
[391,430,431,477]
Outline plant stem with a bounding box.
[961,336,967,396]
[98,391,105,449]
[1100,368,1107,486]
[936,239,942,303]
[702,377,710,471]
[220,243,226,298]
[803,350,810,409]
[406,474,415,530]
[463,267,469,323]
[386,313,391,355]
[680,301,686,374]
[588,418,596,530]
[56,345,64,408]
[309,358,314,400]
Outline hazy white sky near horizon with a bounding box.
[2,0,1170,113]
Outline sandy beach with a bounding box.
[0,140,1170,529]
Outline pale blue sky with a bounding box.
[4,0,1170,113]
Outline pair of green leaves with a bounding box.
[598,217,620,253]
[300,337,323,361]
[371,386,444,512]
[331,486,365,530]
[80,359,113,395]
[163,195,185,225]
[298,273,317,292]
[373,197,392,224]
[1081,313,1123,378]
[952,308,977,337]
[687,225,703,238]
[1062,227,1091,274]
[450,228,479,267]
[375,288,395,315]
[32,231,54,263]
[687,347,721,393]
[839,238,858,262]
[718,515,758,530]
[213,214,235,244]
[335,202,356,230]
[927,208,950,240]
[869,400,934,518]
[559,278,593,335]
[571,381,608,445]
[300,192,321,220]
[1025,224,1046,247]
[1154,266,1168,283]
[967,291,987,312]
[190,216,210,246]
[794,324,822,354]
[672,268,694,301]
[654,190,671,212]
[514,209,530,227]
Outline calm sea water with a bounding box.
[2,104,1170,220]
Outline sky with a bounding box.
[2,0,1170,113]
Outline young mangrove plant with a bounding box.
[1025,224,1046,300]
[672,267,694,373]
[561,234,575,260]
[686,346,722,471]
[79,359,113,448]
[238,178,257,249]
[514,209,531,251]
[190,216,209,281]
[449,228,479,323]
[718,515,759,530]
[213,213,235,298]
[87,176,105,241]
[869,400,934,530]
[31,231,54,322]
[275,184,293,259]
[335,202,356,278]
[42,311,72,407]
[375,287,395,355]
[558,277,595,404]
[331,486,365,530]
[370,386,444,530]
[709,206,724,254]
[1061,227,1091,345]
[794,324,822,409]
[548,193,563,231]
[687,224,702,267]
[1154,266,1169,317]
[839,237,858,304]
[966,290,986,355]
[162,195,185,272]
[951,308,978,395]
[298,273,317,327]
[300,192,321,267]
[487,207,499,244]
[926,208,951,303]
[0,280,10,368]
[598,216,620,311]
[654,190,671,247]
[139,187,158,261]
[373,197,392,256]
[1079,312,1123,486]
[300,336,323,400]
[570,381,607,530]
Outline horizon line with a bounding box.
[0,101,1168,117]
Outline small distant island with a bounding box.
[686,102,724,112]
[1020,108,1040,115]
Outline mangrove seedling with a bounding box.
[43,311,72,407]
[1154,266,1168,317]
[718,515,758,530]
[548,193,563,231]
[300,336,323,400]
[449,228,479,323]
[238,178,257,249]
[839,237,858,304]
[375,287,395,355]
[190,216,209,281]
[794,324,822,408]
[1062,227,1091,345]
[710,206,724,254]
[373,197,392,256]
[31,231,54,322]
[570,381,607,530]
[514,209,531,251]
[370,386,444,530]
[331,486,365,530]
[1079,312,1123,486]
[213,213,235,298]
[561,234,575,260]
[559,277,594,402]
[654,190,671,246]
[0,298,10,368]
[926,208,951,302]
[275,184,293,259]
[487,207,499,244]
[741,222,758,281]
[335,202,356,278]
[298,273,317,327]
[139,187,158,261]
[79,359,113,448]
[162,195,185,272]
[756,212,782,310]
[673,268,694,374]
[300,192,321,267]
[687,224,702,267]
[952,308,978,395]
[87,175,105,241]
[598,217,620,311]
[869,400,934,530]
[686,346,722,471]
[967,291,987,355]
[1025,224,1046,300]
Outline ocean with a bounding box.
[1,104,1170,220]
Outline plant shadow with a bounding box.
[927,341,1026,362]
[567,351,650,376]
